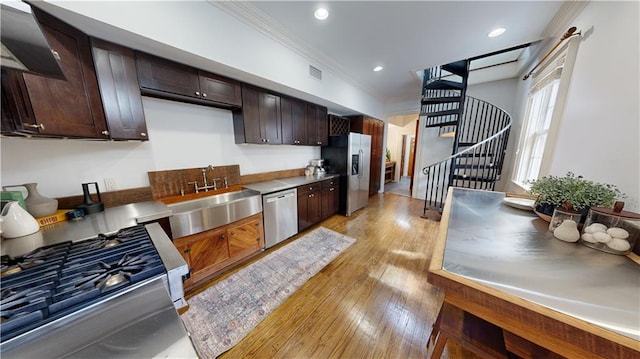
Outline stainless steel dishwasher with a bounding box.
[263,188,298,248]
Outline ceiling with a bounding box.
[225,1,565,111]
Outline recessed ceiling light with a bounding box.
[314,8,329,20]
[373,66,383,72]
[488,27,506,38]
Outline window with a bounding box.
[513,80,560,186]
[512,37,579,189]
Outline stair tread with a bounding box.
[453,164,495,169]
[421,96,463,104]
[458,152,494,158]
[424,120,459,128]
[426,108,460,118]
[441,60,469,77]
[423,80,465,90]
[458,142,478,147]
[452,174,497,182]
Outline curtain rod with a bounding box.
[522,27,579,81]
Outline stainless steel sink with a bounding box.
[168,189,262,238]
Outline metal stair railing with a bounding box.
[421,96,512,213]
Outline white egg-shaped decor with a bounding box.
[592,232,613,243]
[581,233,598,243]
[553,220,580,242]
[584,223,607,234]
[606,238,632,252]
[607,227,630,239]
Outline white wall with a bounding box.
[0,98,318,197]
[466,78,519,191]
[508,1,639,211]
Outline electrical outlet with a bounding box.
[104,178,117,191]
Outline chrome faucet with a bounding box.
[188,165,217,193]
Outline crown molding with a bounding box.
[542,0,589,38]
[517,0,589,79]
[208,1,382,102]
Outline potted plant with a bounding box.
[527,172,624,221]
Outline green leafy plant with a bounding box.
[527,172,624,212]
[386,148,391,161]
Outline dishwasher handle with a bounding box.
[264,190,296,203]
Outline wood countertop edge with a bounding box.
[427,188,639,355]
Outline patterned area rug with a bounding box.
[180,227,356,358]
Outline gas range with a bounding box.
[0,225,165,343]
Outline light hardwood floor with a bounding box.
[187,193,455,358]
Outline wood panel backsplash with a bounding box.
[148,165,241,200]
[56,187,153,210]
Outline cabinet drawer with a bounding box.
[321,178,338,189]
[297,184,320,196]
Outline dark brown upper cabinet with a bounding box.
[136,52,241,108]
[1,9,109,139]
[233,85,282,144]
[91,39,148,141]
[306,102,328,146]
[280,96,307,145]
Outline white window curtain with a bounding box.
[512,35,580,189]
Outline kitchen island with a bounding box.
[428,188,639,358]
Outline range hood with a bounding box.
[1,0,65,78]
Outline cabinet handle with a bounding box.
[140,132,147,137]
[183,248,191,254]
[202,93,207,97]
[266,139,270,143]
[317,141,322,145]
[51,50,61,60]
[230,231,235,235]
[255,222,259,227]
[221,234,226,239]
[24,123,45,130]
[195,91,200,96]
[330,188,334,191]
[101,130,110,136]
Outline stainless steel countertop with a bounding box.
[1,201,172,258]
[243,174,340,194]
[443,188,640,341]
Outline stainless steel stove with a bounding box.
[0,223,197,358]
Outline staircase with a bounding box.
[420,60,512,214]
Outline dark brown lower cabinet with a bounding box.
[174,213,264,290]
[297,183,321,232]
[298,179,340,232]
[321,178,339,219]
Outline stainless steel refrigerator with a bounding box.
[321,133,371,216]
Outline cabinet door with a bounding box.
[91,39,148,141]
[136,52,200,99]
[22,9,108,138]
[305,103,328,146]
[315,105,329,146]
[298,184,321,231]
[260,92,282,144]
[183,227,230,284]
[281,96,306,145]
[321,179,339,219]
[173,239,194,288]
[227,214,264,257]
[199,71,242,107]
[1,70,39,135]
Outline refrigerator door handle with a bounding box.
[358,149,363,178]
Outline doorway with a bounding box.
[384,115,418,197]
